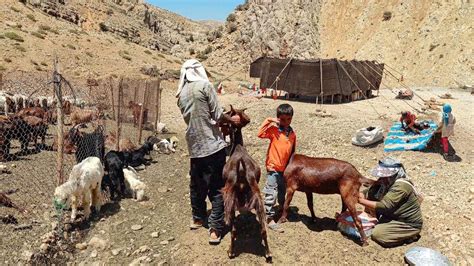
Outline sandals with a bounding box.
[268,220,284,233]
[208,228,221,245]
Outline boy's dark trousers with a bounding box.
[189,149,226,233]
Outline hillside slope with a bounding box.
[0,0,217,79]
[208,0,473,87]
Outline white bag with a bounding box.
[352,126,384,147]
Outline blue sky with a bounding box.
[147,0,244,21]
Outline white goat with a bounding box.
[54,157,104,220]
[153,136,178,154]
[123,166,147,201]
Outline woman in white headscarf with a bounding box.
[176,59,240,244]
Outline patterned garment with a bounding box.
[178,80,227,158]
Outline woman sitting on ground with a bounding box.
[400,111,423,134]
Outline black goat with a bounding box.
[122,141,154,168]
[103,151,126,200]
[69,124,105,163]
[3,116,33,157]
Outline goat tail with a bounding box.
[222,185,235,226]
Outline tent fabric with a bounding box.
[249,57,384,97]
[384,121,438,152]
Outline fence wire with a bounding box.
[0,70,162,264]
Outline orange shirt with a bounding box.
[257,118,296,172]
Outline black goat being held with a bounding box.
[103,151,126,199]
[221,106,271,262]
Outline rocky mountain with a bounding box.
[0,0,220,79]
[208,0,473,87]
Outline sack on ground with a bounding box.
[336,211,378,240]
[352,126,384,146]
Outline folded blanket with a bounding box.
[384,121,438,152]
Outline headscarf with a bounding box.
[442,104,452,126]
[175,59,209,98]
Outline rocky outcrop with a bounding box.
[209,0,473,87]
[22,0,85,26]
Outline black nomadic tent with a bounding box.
[250,57,384,103]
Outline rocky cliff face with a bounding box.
[209,0,473,87]
[21,0,213,55]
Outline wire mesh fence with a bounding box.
[0,65,162,263]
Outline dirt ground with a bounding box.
[1,84,473,265]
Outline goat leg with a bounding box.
[345,198,369,246]
[278,188,295,223]
[305,192,317,223]
[227,212,237,259]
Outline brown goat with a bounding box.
[222,106,271,261]
[70,108,101,126]
[17,107,46,119]
[278,155,375,245]
[22,115,47,150]
[128,101,148,127]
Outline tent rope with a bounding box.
[336,60,383,118]
[268,57,293,90]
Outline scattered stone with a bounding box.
[90,250,98,258]
[111,248,122,256]
[40,243,49,253]
[167,237,175,242]
[158,187,168,193]
[100,218,106,222]
[75,242,88,250]
[151,232,160,238]
[130,256,149,266]
[131,224,143,231]
[22,250,33,262]
[88,236,108,251]
[160,240,169,246]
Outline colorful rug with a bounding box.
[384,121,438,152]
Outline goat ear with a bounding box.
[241,108,247,112]
[229,105,235,112]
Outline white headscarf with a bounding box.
[176,59,209,98]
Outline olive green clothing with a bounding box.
[372,220,421,248]
[375,180,423,229]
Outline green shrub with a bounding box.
[189,48,195,55]
[119,51,132,61]
[67,44,76,50]
[86,51,93,57]
[40,62,48,66]
[157,53,165,58]
[49,28,59,34]
[31,60,38,66]
[39,25,51,31]
[10,6,21,13]
[0,65,6,71]
[31,31,45,39]
[5,32,24,42]
[196,52,208,61]
[203,46,213,54]
[27,14,36,22]
[35,65,43,71]
[15,45,27,52]
[383,11,392,21]
[4,58,12,63]
[174,59,181,64]
[144,50,152,55]
[226,13,236,22]
[99,22,108,32]
[227,23,238,33]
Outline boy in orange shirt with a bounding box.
[258,104,296,232]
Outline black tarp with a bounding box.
[250,57,384,97]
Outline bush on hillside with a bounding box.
[227,23,238,33]
[5,32,24,42]
[27,14,36,22]
[383,11,392,21]
[226,13,236,22]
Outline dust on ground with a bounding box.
[2,85,473,265]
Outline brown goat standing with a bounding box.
[278,155,375,245]
[222,106,271,261]
[128,101,148,127]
